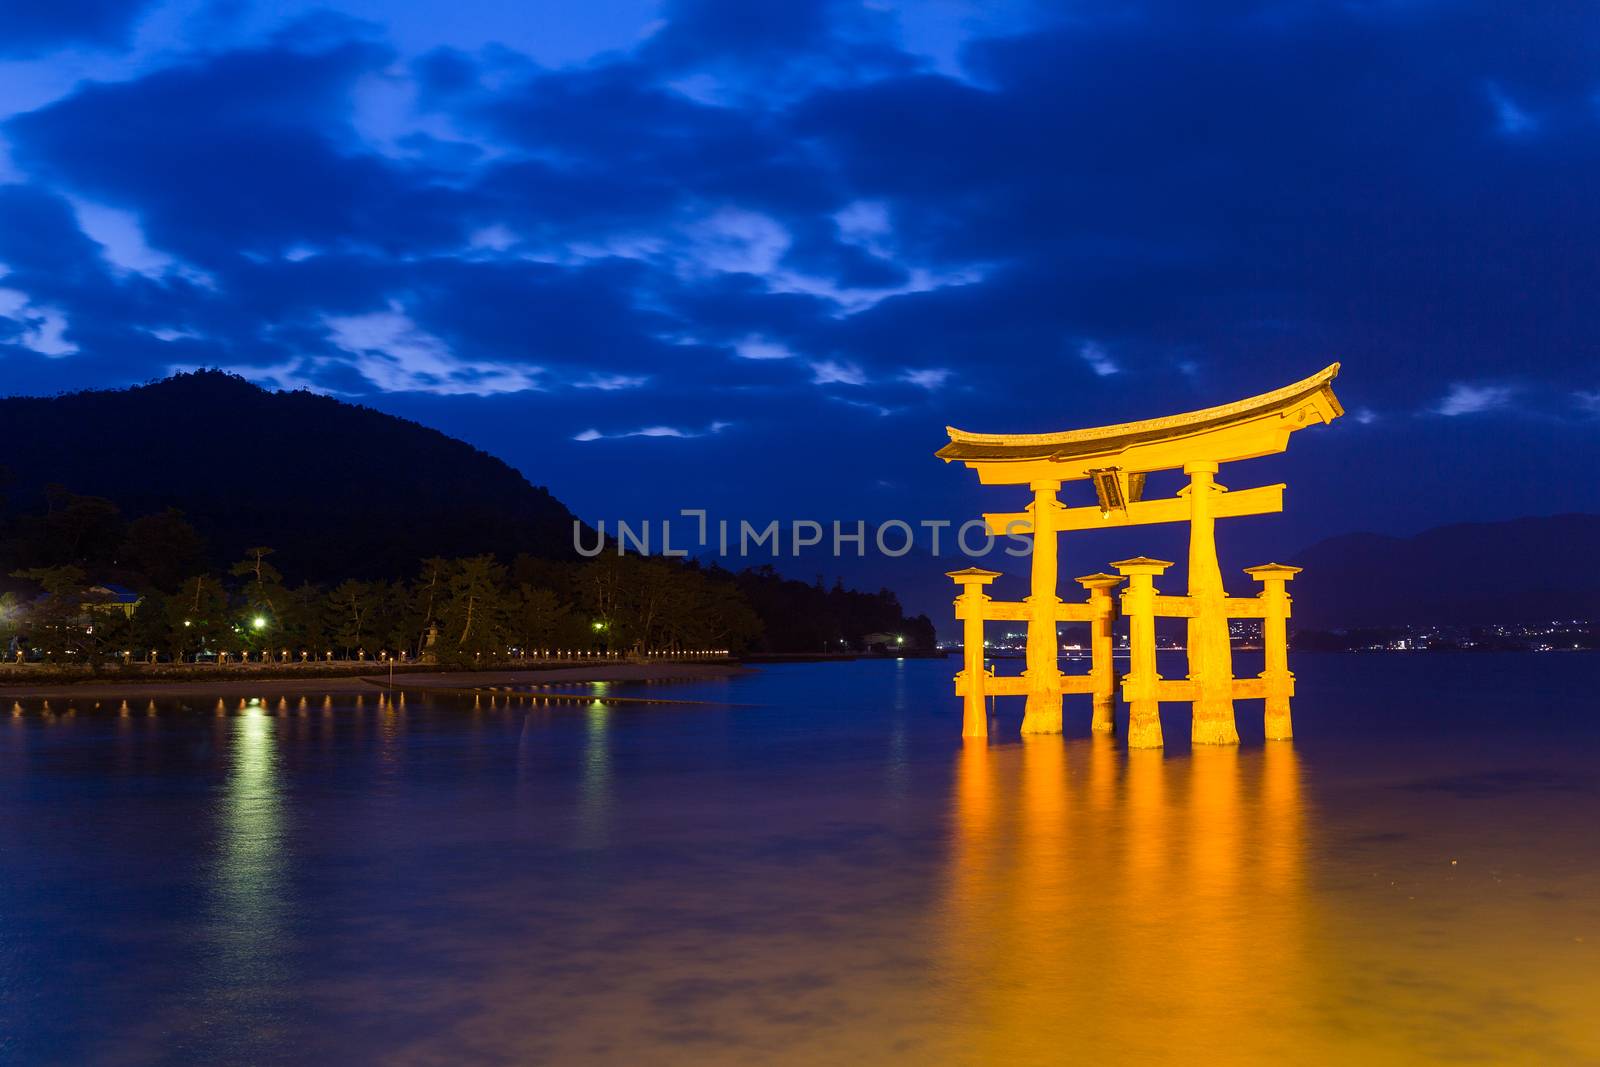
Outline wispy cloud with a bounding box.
[680,207,790,276]
[834,396,896,417]
[833,199,892,257]
[68,197,175,278]
[811,359,868,386]
[735,335,794,360]
[901,367,951,390]
[1487,83,1537,136]
[1434,382,1514,416]
[324,305,541,396]
[574,372,649,390]
[0,287,75,356]
[573,420,731,442]
[1078,340,1118,376]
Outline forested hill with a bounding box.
[0,371,579,581]
[0,373,937,657]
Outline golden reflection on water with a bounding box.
[7,690,1597,1064]
[938,737,1309,1063]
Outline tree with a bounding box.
[45,488,124,567]
[440,555,509,659]
[411,557,449,656]
[10,565,88,661]
[166,574,229,661]
[329,579,378,658]
[510,584,570,653]
[2,488,124,571]
[231,546,284,616]
[281,582,331,658]
[81,590,134,667]
[120,509,206,591]
[129,593,170,661]
[0,590,20,658]
[367,580,412,655]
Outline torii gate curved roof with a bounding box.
[938,363,1342,484]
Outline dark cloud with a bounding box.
[0,0,157,58]
[0,0,1597,540]
[7,38,466,265]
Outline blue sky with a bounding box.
[1,0,1597,555]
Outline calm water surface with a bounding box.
[2,654,1598,1064]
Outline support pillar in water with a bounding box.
[1114,557,1171,749]
[1184,461,1240,745]
[1021,480,1064,734]
[1076,573,1123,734]
[948,567,1001,739]
[1246,564,1301,740]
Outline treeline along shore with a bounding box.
[0,485,937,676]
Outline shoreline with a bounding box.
[0,661,752,701]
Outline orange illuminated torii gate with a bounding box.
[939,364,1343,746]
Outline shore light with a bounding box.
[252,616,267,630]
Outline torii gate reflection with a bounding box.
[940,365,1342,745]
[937,737,1308,1059]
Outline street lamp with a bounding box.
[252,616,267,631]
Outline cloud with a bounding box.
[1077,340,1118,376]
[1487,83,1537,136]
[325,305,542,395]
[901,367,951,390]
[833,199,892,257]
[680,208,791,276]
[0,287,75,355]
[0,0,158,58]
[574,373,649,390]
[811,359,868,386]
[735,335,795,360]
[1434,382,1514,416]
[67,197,174,277]
[0,0,1596,547]
[5,39,465,266]
[573,420,731,441]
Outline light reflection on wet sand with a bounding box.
[1,657,1598,1064]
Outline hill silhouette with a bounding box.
[1289,514,1600,627]
[0,372,580,581]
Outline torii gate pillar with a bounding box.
[1184,461,1239,745]
[1021,479,1064,734]
[1076,573,1123,734]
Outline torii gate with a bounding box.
[938,364,1343,746]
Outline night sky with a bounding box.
[2,1,1597,559]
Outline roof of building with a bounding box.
[87,583,142,604]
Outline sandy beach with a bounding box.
[0,661,751,701]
